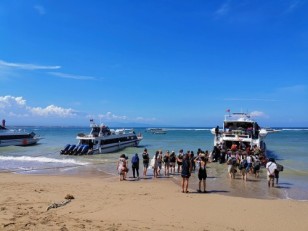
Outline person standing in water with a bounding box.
[181,153,192,193]
[142,148,150,176]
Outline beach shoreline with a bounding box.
[1,172,308,231]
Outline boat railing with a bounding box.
[221,131,251,139]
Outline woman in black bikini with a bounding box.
[196,154,207,193]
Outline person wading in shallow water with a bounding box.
[181,153,192,193]
[266,158,277,187]
[142,148,150,176]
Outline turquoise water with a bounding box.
[0,126,307,200]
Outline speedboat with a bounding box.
[265,128,281,133]
[211,112,269,152]
[60,119,143,155]
[0,125,42,147]
[146,128,167,134]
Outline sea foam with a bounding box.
[0,156,89,166]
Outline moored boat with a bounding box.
[60,120,143,155]
[146,128,167,134]
[0,124,42,147]
[211,112,268,152]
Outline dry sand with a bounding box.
[1,172,307,231]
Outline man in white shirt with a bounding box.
[266,158,277,187]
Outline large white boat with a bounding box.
[60,120,143,155]
[0,125,42,147]
[211,112,269,151]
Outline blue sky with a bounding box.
[0,0,307,127]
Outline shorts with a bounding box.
[267,174,275,181]
[143,163,149,168]
[181,173,191,178]
[198,170,207,180]
[170,162,175,167]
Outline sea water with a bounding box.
[0,126,307,201]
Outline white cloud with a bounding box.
[48,72,97,80]
[98,112,128,121]
[215,0,231,17]
[0,60,60,70]
[224,98,278,102]
[0,95,76,118]
[34,5,46,15]
[278,84,307,94]
[136,116,157,122]
[0,95,26,108]
[286,0,304,13]
[250,111,267,118]
[30,105,76,117]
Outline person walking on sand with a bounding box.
[195,154,207,193]
[131,153,139,179]
[181,153,191,193]
[142,148,150,176]
[266,158,277,187]
[117,154,128,181]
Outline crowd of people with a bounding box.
[116,143,283,192]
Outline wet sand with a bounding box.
[1,168,308,231]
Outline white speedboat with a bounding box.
[146,128,167,134]
[211,112,268,151]
[265,128,281,133]
[60,120,143,155]
[0,125,42,147]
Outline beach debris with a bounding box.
[3,222,15,228]
[65,194,75,200]
[46,200,71,211]
[46,194,75,211]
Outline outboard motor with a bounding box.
[74,144,84,155]
[80,145,89,155]
[60,144,71,155]
[67,144,76,155]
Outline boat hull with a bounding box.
[0,138,40,147]
[60,122,143,155]
[93,139,141,154]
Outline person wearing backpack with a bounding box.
[226,153,237,179]
[142,148,150,176]
[266,158,277,187]
[239,154,248,181]
[131,153,139,179]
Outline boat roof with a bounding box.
[224,113,255,123]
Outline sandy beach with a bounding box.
[1,172,307,231]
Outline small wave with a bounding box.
[281,128,308,131]
[166,128,211,131]
[0,156,89,166]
